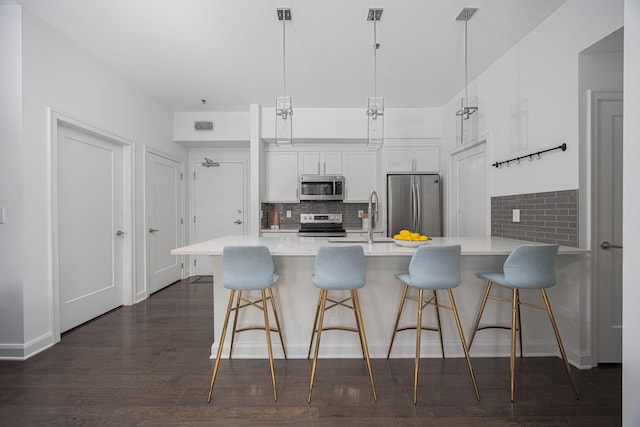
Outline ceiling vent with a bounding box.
[194,121,214,132]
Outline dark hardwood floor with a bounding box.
[0,278,621,426]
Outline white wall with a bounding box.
[0,5,25,355]
[623,0,640,424]
[441,0,623,198]
[0,7,186,359]
[174,111,249,143]
[260,107,442,142]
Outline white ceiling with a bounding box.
[10,0,567,112]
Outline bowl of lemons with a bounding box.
[392,230,431,247]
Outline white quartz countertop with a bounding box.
[171,235,589,257]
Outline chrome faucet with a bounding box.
[367,190,378,244]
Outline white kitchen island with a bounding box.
[171,236,592,368]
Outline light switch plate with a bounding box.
[286,210,291,218]
[512,209,520,223]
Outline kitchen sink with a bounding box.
[327,237,394,244]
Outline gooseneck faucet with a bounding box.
[367,190,378,244]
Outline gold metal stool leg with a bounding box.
[387,284,409,358]
[261,289,278,401]
[468,281,493,351]
[413,289,424,405]
[510,289,518,402]
[228,290,243,359]
[308,289,328,403]
[307,291,323,359]
[352,290,377,401]
[207,290,236,403]
[268,288,287,359]
[448,289,480,400]
[540,289,579,400]
[433,290,445,358]
[516,291,523,358]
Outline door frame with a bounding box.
[589,90,623,364]
[187,148,249,277]
[447,134,490,237]
[49,110,134,343]
[143,146,185,299]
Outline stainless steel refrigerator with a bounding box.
[387,174,442,237]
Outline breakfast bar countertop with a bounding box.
[171,235,589,257]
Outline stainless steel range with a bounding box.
[298,213,346,237]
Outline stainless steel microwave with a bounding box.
[299,175,344,201]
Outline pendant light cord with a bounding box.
[464,12,469,105]
[282,17,287,97]
[373,18,378,98]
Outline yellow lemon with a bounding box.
[393,234,401,239]
[419,235,428,241]
[410,232,420,240]
[399,229,410,236]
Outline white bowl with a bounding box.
[393,238,431,248]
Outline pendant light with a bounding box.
[275,8,293,147]
[455,7,478,145]
[366,8,384,147]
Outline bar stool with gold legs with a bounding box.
[467,243,578,402]
[387,244,480,404]
[207,246,287,403]
[307,245,377,403]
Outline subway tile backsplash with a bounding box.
[491,190,578,247]
[262,201,369,230]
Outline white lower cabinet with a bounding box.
[343,151,378,202]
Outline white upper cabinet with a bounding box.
[299,151,342,175]
[264,151,298,202]
[385,146,440,173]
[343,151,378,202]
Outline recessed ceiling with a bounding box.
[11,0,567,112]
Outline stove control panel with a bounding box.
[300,213,343,224]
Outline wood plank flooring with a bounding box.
[0,278,621,426]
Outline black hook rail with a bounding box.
[492,143,567,168]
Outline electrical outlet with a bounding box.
[512,209,521,223]
[358,210,364,218]
[286,210,291,218]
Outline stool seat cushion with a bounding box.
[312,245,365,290]
[477,244,559,289]
[222,246,278,290]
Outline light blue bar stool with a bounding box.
[387,244,480,404]
[207,246,287,403]
[307,245,377,403]
[467,243,578,402]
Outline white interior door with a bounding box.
[57,123,124,332]
[595,93,623,363]
[450,142,488,236]
[193,161,245,275]
[146,151,183,294]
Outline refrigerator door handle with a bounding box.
[411,182,418,232]
[416,181,421,232]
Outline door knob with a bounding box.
[116,230,124,236]
[149,228,159,233]
[600,241,622,250]
[233,220,242,224]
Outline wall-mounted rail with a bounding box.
[492,143,567,168]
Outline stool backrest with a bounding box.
[503,244,559,288]
[313,245,366,289]
[408,244,461,289]
[222,246,275,290]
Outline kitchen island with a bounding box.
[172,236,592,368]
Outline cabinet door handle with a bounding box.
[149,228,159,233]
